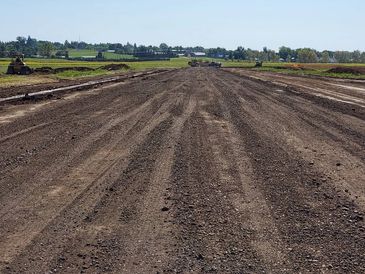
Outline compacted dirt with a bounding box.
[0,68,364,273]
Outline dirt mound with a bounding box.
[34,67,95,74]
[327,67,365,75]
[34,65,129,74]
[34,67,55,73]
[99,63,130,71]
[54,67,95,73]
[274,64,310,71]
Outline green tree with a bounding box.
[361,52,365,63]
[267,50,279,62]
[25,36,37,56]
[352,50,361,63]
[159,43,169,53]
[334,51,351,63]
[321,51,330,63]
[279,46,292,61]
[297,48,318,63]
[233,46,246,60]
[125,42,134,54]
[64,40,70,49]
[39,42,54,57]
[0,42,6,57]
[16,36,27,53]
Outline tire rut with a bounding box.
[213,69,365,273]
[1,68,364,273]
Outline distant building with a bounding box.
[191,52,206,57]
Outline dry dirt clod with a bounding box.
[0,68,364,273]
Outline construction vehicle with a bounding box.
[188,59,222,68]
[188,59,200,67]
[6,54,33,75]
[209,61,222,68]
[254,60,263,68]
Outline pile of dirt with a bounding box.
[54,67,95,73]
[274,64,310,71]
[33,64,130,74]
[327,67,365,75]
[98,64,130,71]
[34,67,95,74]
[34,67,55,73]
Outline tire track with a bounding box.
[213,69,365,273]
[0,70,190,271]
[1,68,364,273]
[202,77,292,272]
[212,69,365,209]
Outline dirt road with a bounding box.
[0,68,364,273]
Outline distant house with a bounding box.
[190,52,206,57]
[107,50,116,53]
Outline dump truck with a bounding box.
[6,54,33,75]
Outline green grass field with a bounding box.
[67,49,136,60]
[102,52,136,60]
[1,57,365,88]
[252,63,365,79]
[0,57,190,87]
[0,57,190,73]
[67,49,97,58]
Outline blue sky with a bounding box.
[3,0,365,51]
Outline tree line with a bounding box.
[1,36,365,63]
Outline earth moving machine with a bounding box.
[188,59,200,67]
[188,59,222,68]
[7,54,33,75]
[209,61,222,68]
[255,60,263,68]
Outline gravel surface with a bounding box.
[0,68,364,273]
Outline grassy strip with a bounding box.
[0,75,58,88]
[0,57,190,87]
[250,66,365,80]
[216,60,365,79]
[0,57,189,73]
[1,57,365,88]
[67,49,136,60]
[55,69,115,79]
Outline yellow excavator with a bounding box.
[6,54,33,75]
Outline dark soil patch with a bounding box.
[327,67,365,75]
[34,67,54,73]
[34,64,130,74]
[98,64,130,71]
[274,65,312,71]
[34,67,95,74]
[54,67,95,73]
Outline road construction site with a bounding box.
[0,68,364,273]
